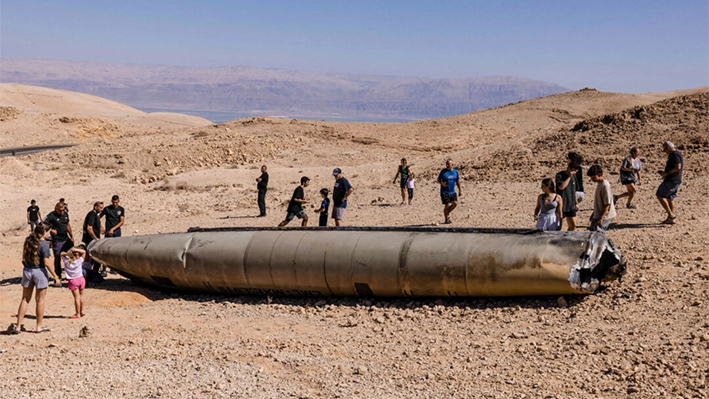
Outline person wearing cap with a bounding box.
[437,159,461,224]
[656,141,683,224]
[332,168,354,227]
[256,165,269,217]
[82,201,104,275]
[100,195,125,237]
[45,202,73,284]
[279,176,310,227]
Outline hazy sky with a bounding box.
[2,0,707,92]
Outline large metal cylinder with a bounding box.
[88,227,625,297]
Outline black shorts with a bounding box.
[621,179,636,186]
[563,210,577,218]
[441,192,458,204]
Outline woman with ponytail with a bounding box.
[9,224,58,334]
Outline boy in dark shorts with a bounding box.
[555,162,580,230]
[279,177,310,227]
[314,188,330,227]
[437,159,461,224]
[27,200,41,232]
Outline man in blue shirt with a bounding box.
[332,168,354,227]
[437,159,461,224]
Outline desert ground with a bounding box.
[1,83,707,398]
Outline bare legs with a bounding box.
[565,217,577,231]
[16,286,47,332]
[335,219,343,227]
[72,288,84,317]
[657,196,676,220]
[400,188,407,205]
[443,201,457,223]
[617,183,637,206]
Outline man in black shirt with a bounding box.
[256,165,269,217]
[46,202,73,282]
[26,199,41,232]
[279,176,310,227]
[656,141,683,224]
[101,195,125,237]
[83,201,104,274]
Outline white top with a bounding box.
[63,256,84,280]
[406,178,416,189]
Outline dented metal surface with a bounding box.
[88,227,625,297]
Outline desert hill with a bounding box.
[1,84,708,399]
[1,58,569,121]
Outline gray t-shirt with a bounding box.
[592,180,617,221]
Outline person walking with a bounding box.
[393,158,413,205]
[101,195,125,237]
[533,178,563,231]
[256,165,269,217]
[27,200,41,232]
[555,161,580,230]
[82,201,104,275]
[615,147,642,208]
[568,153,585,203]
[278,177,310,227]
[437,159,461,224]
[9,224,58,334]
[587,165,616,233]
[332,168,354,227]
[45,202,73,284]
[656,141,683,224]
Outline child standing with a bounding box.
[406,172,416,205]
[314,188,330,226]
[534,178,563,231]
[60,246,86,319]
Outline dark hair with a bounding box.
[401,158,407,163]
[541,178,555,192]
[587,164,603,176]
[568,152,583,164]
[320,188,329,196]
[630,147,638,154]
[111,195,119,201]
[31,199,36,204]
[22,224,46,265]
[568,161,581,171]
[300,176,310,184]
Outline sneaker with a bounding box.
[626,203,637,209]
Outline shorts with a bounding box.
[68,276,86,291]
[107,228,122,238]
[21,267,49,289]
[407,188,414,199]
[400,179,407,189]
[656,181,680,200]
[589,218,611,233]
[285,210,307,221]
[576,192,585,203]
[440,192,458,205]
[563,210,577,218]
[332,207,346,220]
[621,179,636,186]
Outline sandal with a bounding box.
[70,315,80,319]
[6,324,19,335]
[443,219,452,224]
[35,327,51,334]
[80,313,86,318]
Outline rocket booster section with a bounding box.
[88,227,625,297]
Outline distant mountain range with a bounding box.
[0,59,570,122]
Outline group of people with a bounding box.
[534,141,683,232]
[10,195,126,334]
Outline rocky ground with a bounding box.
[1,85,707,398]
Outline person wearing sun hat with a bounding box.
[331,168,354,227]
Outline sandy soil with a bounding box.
[0,84,707,399]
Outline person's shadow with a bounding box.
[612,223,667,230]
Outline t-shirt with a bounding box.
[101,205,125,232]
[664,151,683,184]
[437,169,459,194]
[555,171,577,213]
[63,256,85,280]
[333,177,353,208]
[319,197,330,226]
[46,210,70,241]
[406,178,416,189]
[620,156,642,183]
[257,172,269,190]
[27,206,40,221]
[82,210,101,244]
[399,165,410,181]
[22,240,51,268]
[288,186,305,213]
[592,179,617,221]
[575,167,585,193]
